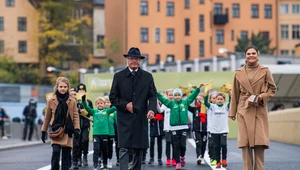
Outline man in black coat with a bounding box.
[109,47,157,170]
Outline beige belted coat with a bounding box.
[229,64,276,148]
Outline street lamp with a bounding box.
[218,48,237,71]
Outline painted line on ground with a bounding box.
[36,150,94,170]
[187,138,227,170]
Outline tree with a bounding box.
[235,32,276,54]
[38,0,92,78]
[0,56,42,84]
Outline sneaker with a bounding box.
[180,157,186,167]
[158,159,163,165]
[83,155,88,166]
[148,158,154,165]
[116,160,120,166]
[216,162,221,168]
[222,159,228,167]
[197,156,202,165]
[72,162,79,170]
[93,165,98,170]
[172,159,176,166]
[2,136,8,140]
[102,164,108,170]
[100,163,104,169]
[166,159,171,166]
[175,163,181,170]
[107,159,112,168]
[141,159,146,164]
[200,157,205,164]
[211,160,217,166]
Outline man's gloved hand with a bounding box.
[74,129,80,138]
[41,131,46,143]
[81,95,86,101]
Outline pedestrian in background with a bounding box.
[109,47,157,170]
[22,99,37,141]
[41,77,80,170]
[229,45,277,170]
[0,103,9,139]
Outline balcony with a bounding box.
[214,13,228,25]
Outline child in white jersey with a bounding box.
[207,92,217,165]
[204,91,231,169]
[157,89,176,166]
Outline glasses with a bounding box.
[246,52,257,55]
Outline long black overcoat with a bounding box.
[109,67,157,149]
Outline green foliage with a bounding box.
[39,0,92,67]
[0,56,42,84]
[235,32,276,54]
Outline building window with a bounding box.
[204,65,210,71]
[292,25,300,40]
[280,4,289,14]
[155,54,160,64]
[0,17,3,31]
[157,1,160,12]
[241,31,248,40]
[155,28,160,43]
[261,31,269,41]
[185,45,190,60]
[199,15,204,32]
[232,4,240,18]
[216,29,224,44]
[199,40,204,57]
[251,4,259,18]
[214,3,223,15]
[264,4,272,18]
[292,4,300,14]
[280,50,289,55]
[167,2,175,16]
[140,28,148,42]
[167,28,175,43]
[199,0,204,4]
[6,0,14,6]
[18,41,27,53]
[18,17,27,31]
[166,55,175,62]
[0,40,3,53]
[185,0,190,9]
[231,30,234,40]
[281,25,289,39]
[140,2,148,15]
[185,18,190,36]
[96,35,105,48]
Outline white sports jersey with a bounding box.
[206,106,212,132]
[209,103,229,134]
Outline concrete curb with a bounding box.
[0,140,50,151]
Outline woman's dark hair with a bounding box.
[244,45,259,54]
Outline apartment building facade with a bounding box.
[0,0,39,63]
[278,0,300,56]
[106,0,278,64]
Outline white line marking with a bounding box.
[187,138,227,170]
[37,150,94,170]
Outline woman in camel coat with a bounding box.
[229,45,277,170]
[41,77,80,170]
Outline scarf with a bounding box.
[51,91,69,132]
[196,102,207,123]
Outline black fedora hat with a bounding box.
[123,47,145,59]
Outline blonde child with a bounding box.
[157,89,176,166]
[204,91,231,168]
[157,84,204,170]
[103,96,117,168]
[207,92,217,164]
[81,95,116,170]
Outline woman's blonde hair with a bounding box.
[165,88,173,95]
[53,77,70,94]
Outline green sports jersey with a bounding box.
[108,110,117,136]
[82,101,116,135]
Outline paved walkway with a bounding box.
[0,137,45,151]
